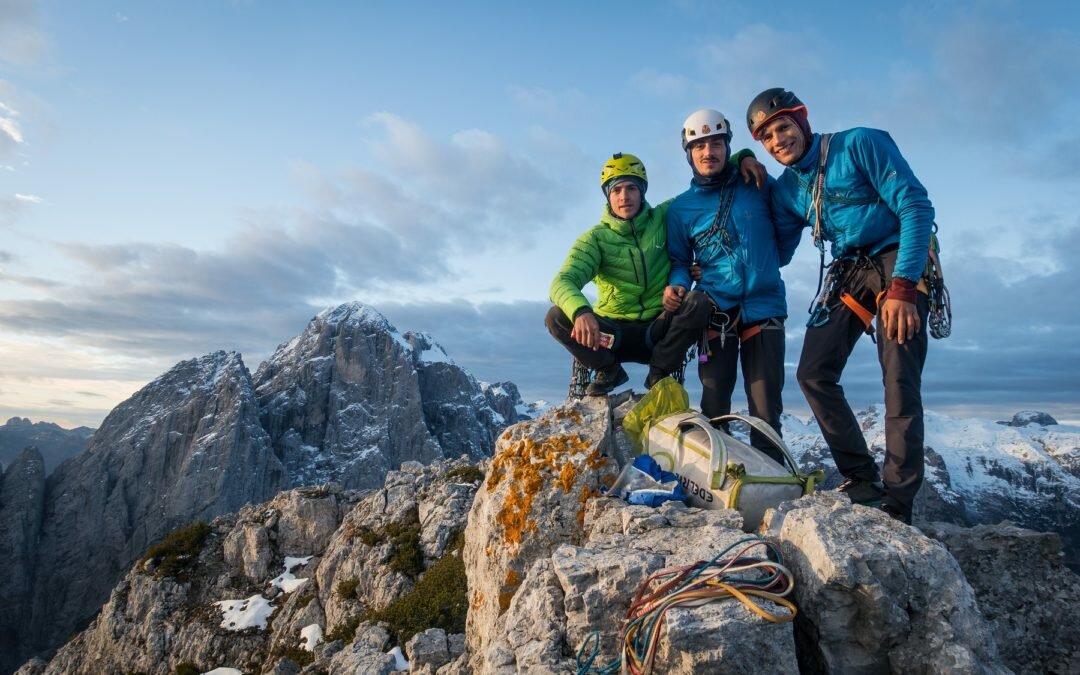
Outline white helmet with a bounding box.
[681,109,732,150]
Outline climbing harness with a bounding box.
[575,536,797,675]
[807,254,887,340]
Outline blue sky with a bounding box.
[1,0,1079,428]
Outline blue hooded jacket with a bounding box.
[770,128,935,282]
[667,171,794,322]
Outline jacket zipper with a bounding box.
[629,218,648,319]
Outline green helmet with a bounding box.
[747,88,806,139]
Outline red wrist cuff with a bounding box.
[886,277,917,304]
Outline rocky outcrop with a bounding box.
[925,521,1080,675]
[10,351,284,674]
[405,330,526,465]
[1000,410,1058,427]
[0,417,94,473]
[0,448,47,665]
[26,458,479,675]
[764,494,1006,674]
[254,304,527,491]
[22,398,1080,675]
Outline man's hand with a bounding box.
[739,155,768,189]
[880,298,920,345]
[663,285,687,313]
[571,312,602,350]
[689,264,702,282]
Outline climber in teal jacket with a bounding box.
[747,87,936,524]
[664,109,798,460]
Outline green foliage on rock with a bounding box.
[174,665,200,675]
[271,645,315,667]
[337,578,360,599]
[325,615,361,644]
[365,531,468,645]
[447,464,484,484]
[140,522,212,579]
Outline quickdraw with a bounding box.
[924,224,952,339]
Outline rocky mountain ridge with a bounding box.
[18,397,1080,675]
[0,416,94,473]
[0,302,529,674]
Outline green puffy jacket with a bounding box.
[550,200,672,322]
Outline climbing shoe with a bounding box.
[644,367,667,390]
[880,502,912,525]
[835,477,885,507]
[586,364,629,396]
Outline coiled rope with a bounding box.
[576,536,797,675]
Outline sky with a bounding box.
[1,0,1079,429]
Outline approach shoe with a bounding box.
[644,366,667,390]
[835,477,885,507]
[880,502,912,525]
[586,364,629,397]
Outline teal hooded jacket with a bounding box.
[770,128,935,282]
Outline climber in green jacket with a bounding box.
[546,151,764,396]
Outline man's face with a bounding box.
[689,136,728,177]
[608,181,642,220]
[759,116,806,166]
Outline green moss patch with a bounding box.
[325,615,361,644]
[447,464,484,484]
[365,531,468,645]
[270,645,315,667]
[337,578,360,599]
[140,522,212,579]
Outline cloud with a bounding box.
[14,193,41,203]
[0,97,25,159]
[0,0,47,66]
[873,14,1080,174]
[0,115,584,368]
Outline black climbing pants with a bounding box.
[796,248,929,520]
[544,291,712,375]
[698,311,787,464]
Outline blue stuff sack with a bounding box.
[608,455,688,507]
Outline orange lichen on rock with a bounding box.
[576,486,597,528]
[505,569,520,587]
[471,590,485,609]
[487,430,601,553]
[558,461,578,493]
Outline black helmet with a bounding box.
[746,88,806,139]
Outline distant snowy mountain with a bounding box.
[778,406,1080,567]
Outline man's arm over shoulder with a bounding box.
[550,229,602,320]
[850,128,935,281]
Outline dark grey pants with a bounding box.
[796,249,929,520]
[544,291,712,374]
[698,316,786,463]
